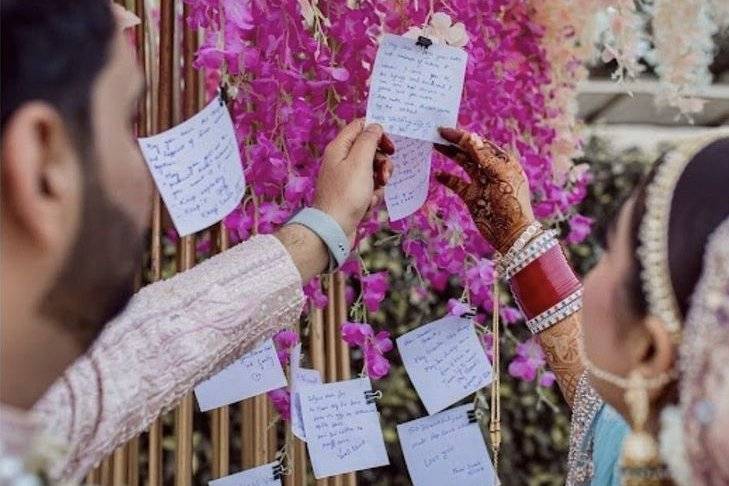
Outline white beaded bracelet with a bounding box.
[502,230,559,281]
[496,221,542,275]
[525,288,583,334]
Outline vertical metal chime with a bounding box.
[148,0,174,483]
[175,0,197,480]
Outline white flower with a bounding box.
[659,406,692,486]
[406,12,469,48]
[446,22,468,48]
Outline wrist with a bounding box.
[497,218,536,254]
[502,232,583,334]
[312,203,358,246]
[286,207,352,271]
[275,225,329,282]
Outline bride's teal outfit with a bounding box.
[567,374,629,486]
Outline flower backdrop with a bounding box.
[182,0,728,418]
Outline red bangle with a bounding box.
[510,244,581,320]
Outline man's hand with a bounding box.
[275,119,393,282]
[435,127,535,253]
[313,119,394,244]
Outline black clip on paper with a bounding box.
[467,409,479,424]
[462,310,477,319]
[415,35,433,50]
[218,85,229,107]
[364,390,382,405]
[272,462,284,480]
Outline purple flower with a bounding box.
[508,340,546,382]
[566,214,594,244]
[267,387,291,421]
[365,348,391,379]
[500,306,523,325]
[480,333,494,362]
[539,371,557,388]
[361,272,389,313]
[447,298,472,317]
[304,278,328,310]
[272,329,299,366]
[341,322,393,380]
[341,322,373,347]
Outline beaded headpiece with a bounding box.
[637,128,729,341]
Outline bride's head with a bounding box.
[580,136,729,425]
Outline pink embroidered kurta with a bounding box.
[33,235,305,482]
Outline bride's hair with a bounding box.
[626,138,729,320]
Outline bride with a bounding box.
[435,126,729,485]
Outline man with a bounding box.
[0,1,392,482]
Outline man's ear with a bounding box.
[1,102,82,251]
[629,315,676,381]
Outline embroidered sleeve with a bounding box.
[566,372,605,486]
[33,234,305,482]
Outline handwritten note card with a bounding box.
[366,34,467,143]
[385,135,433,221]
[138,97,245,236]
[300,378,389,478]
[397,316,492,415]
[290,344,323,441]
[397,405,496,486]
[209,462,281,486]
[194,339,287,412]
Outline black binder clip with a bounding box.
[218,85,228,107]
[364,390,383,404]
[462,310,477,319]
[272,462,284,480]
[467,409,479,424]
[415,35,433,50]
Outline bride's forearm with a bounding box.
[536,312,584,408]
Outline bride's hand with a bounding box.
[435,127,535,253]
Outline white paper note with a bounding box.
[138,97,246,236]
[366,34,468,143]
[397,404,496,486]
[300,377,389,478]
[290,343,323,441]
[194,339,287,412]
[209,461,281,486]
[385,135,433,221]
[397,316,492,415]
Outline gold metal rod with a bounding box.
[86,466,101,485]
[324,275,342,486]
[112,446,127,486]
[333,272,355,486]
[100,457,112,486]
[309,304,328,486]
[254,396,269,465]
[267,402,278,463]
[132,0,163,482]
[127,436,139,486]
[293,437,307,486]
[148,420,163,486]
[241,399,255,469]
[209,227,231,478]
[217,405,230,477]
[174,394,195,486]
[324,275,338,384]
[310,307,326,377]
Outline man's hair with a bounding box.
[1,0,116,145]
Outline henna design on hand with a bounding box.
[537,312,585,408]
[435,128,535,253]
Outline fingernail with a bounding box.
[365,123,383,134]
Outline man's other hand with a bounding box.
[313,119,394,243]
